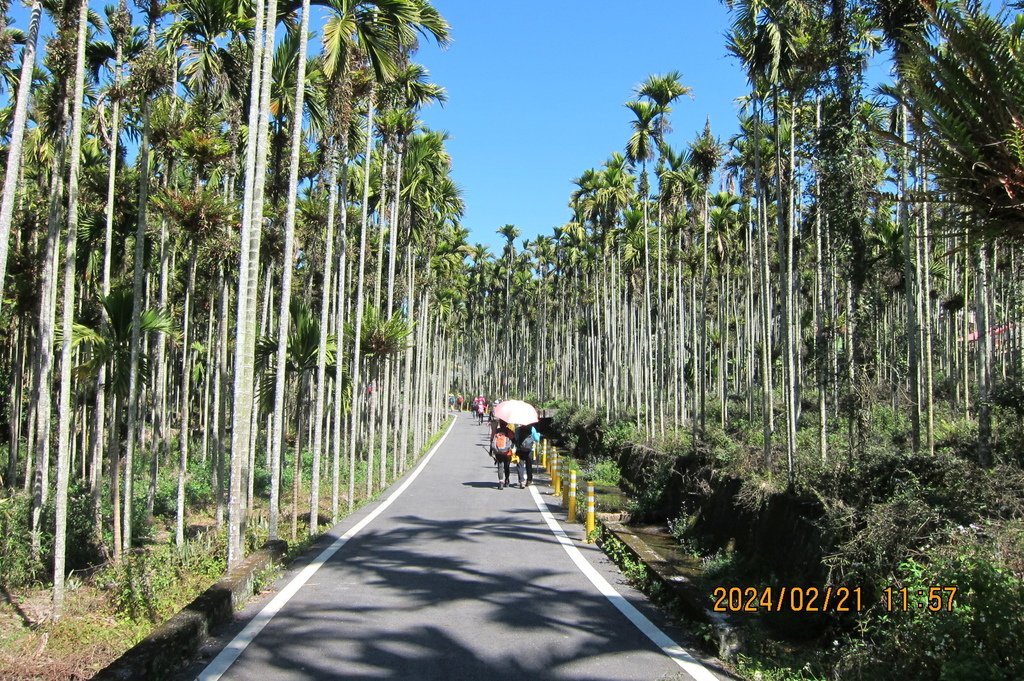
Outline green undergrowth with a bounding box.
[0,416,456,678]
[549,390,1024,681]
[598,531,666,600]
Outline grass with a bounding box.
[0,417,458,679]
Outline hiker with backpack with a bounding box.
[491,423,519,490]
[515,424,540,487]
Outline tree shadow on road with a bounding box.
[206,514,741,681]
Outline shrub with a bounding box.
[186,473,213,508]
[604,420,639,454]
[152,476,177,518]
[41,482,104,573]
[589,458,621,486]
[0,491,42,587]
[102,533,226,623]
[693,419,740,465]
[934,417,978,460]
[862,543,1024,681]
[623,447,673,521]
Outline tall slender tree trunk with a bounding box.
[229,0,274,566]
[921,191,935,455]
[900,109,921,452]
[30,98,68,561]
[53,0,89,616]
[290,376,307,540]
[753,99,774,465]
[214,268,229,525]
[269,0,312,539]
[331,161,349,521]
[0,0,43,314]
[348,88,376,513]
[91,5,124,534]
[175,254,197,545]
[7,323,26,487]
[977,244,993,465]
[310,144,337,535]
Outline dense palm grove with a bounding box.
[0,0,1022,678]
[0,0,463,622]
[465,1,1024,476]
[457,1,1024,679]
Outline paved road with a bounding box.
[188,414,735,681]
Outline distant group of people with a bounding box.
[471,395,490,424]
[448,392,500,425]
[450,390,541,490]
[489,420,538,490]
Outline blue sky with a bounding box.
[413,1,751,251]
[6,1,749,256]
[4,0,903,253]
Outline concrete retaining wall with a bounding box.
[598,519,743,661]
[93,539,288,681]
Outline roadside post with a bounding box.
[568,470,577,522]
[552,452,562,496]
[585,481,595,538]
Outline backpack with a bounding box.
[493,431,512,453]
[519,433,534,451]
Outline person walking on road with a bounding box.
[515,424,539,487]
[491,423,516,489]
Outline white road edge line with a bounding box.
[197,417,459,681]
[529,485,719,681]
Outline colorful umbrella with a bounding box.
[492,399,539,425]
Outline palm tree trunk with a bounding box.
[0,0,42,315]
[782,97,797,488]
[899,109,921,452]
[30,99,68,561]
[175,253,197,545]
[331,166,349,522]
[229,0,274,566]
[90,8,124,525]
[214,268,229,525]
[148,211,170,521]
[977,244,993,465]
[310,143,337,535]
[200,306,214,465]
[53,0,88,615]
[8,322,26,487]
[348,87,376,513]
[373,152,389,312]
[398,254,415,472]
[921,192,935,455]
[121,93,150,553]
[268,0,312,541]
[291,376,307,540]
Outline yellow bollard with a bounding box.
[541,440,547,470]
[552,452,561,496]
[562,466,570,508]
[568,470,577,523]
[586,481,596,538]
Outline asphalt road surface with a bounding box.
[187,413,735,681]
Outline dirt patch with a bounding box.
[0,584,147,680]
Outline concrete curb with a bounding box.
[92,539,289,681]
[598,519,744,661]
